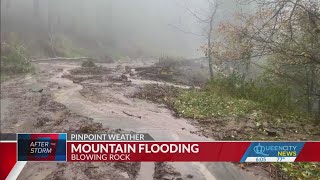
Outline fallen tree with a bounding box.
[30,57,93,62]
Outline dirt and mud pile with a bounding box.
[134,58,209,87]
[56,62,199,179]
[132,84,181,105]
[154,162,183,180]
[1,60,274,179]
[0,63,142,179]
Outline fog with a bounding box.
[1,0,249,58]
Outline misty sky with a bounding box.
[1,0,248,58]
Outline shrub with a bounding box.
[169,73,307,119]
[205,74,298,114]
[156,56,184,68]
[1,43,34,75]
[81,59,96,67]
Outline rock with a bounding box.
[230,130,238,136]
[246,122,256,129]
[262,122,268,127]
[30,84,44,93]
[248,112,258,120]
[162,175,182,180]
[161,175,173,180]
[116,65,123,71]
[73,79,81,84]
[187,174,193,178]
[34,117,50,127]
[119,172,129,179]
[304,124,314,131]
[121,74,128,81]
[265,128,277,136]
[124,66,131,73]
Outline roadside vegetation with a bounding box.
[172,74,319,180]
[134,71,320,180]
[173,74,316,126]
[167,0,320,178]
[1,42,34,82]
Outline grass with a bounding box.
[171,74,310,121]
[173,90,258,119]
[275,163,320,180]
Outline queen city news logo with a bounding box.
[253,143,269,156]
[241,142,305,162]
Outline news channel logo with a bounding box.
[18,133,67,161]
[245,142,305,157]
[253,143,269,156]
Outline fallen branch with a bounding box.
[30,57,93,62]
[122,111,142,119]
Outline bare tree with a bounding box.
[170,0,219,78]
[206,1,219,78]
[47,0,57,57]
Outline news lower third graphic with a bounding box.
[17,133,67,161]
[0,133,319,180]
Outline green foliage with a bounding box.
[265,55,320,114]
[170,74,319,179]
[171,73,312,120]
[1,43,34,76]
[206,74,298,114]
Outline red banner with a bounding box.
[0,143,17,180]
[2,141,320,179]
[67,142,250,162]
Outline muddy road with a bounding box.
[1,60,267,180]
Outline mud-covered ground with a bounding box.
[57,63,193,180]
[2,56,317,179]
[60,61,270,179]
[0,64,145,179]
[1,61,195,180]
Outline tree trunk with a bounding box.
[306,67,312,113]
[208,44,214,78]
[207,21,214,79]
